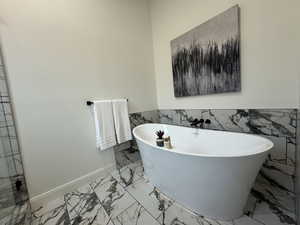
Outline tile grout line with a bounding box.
[87,178,117,225]
[116,166,164,224]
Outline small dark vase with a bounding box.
[156,138,164,147]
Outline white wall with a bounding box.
[149,0,300,109]
[0,0,157,197]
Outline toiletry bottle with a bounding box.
[164,136,172,149]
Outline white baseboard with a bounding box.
[30,163,116,210]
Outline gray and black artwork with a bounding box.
[171,5,240,97]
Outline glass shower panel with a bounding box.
[0,44,31,224]
[0,141,15,221]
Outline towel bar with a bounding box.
[86,99,128,106]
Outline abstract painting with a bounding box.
[171,5,241,97]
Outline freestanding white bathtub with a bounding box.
[133,123,273,221]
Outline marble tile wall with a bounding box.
[0,46,31,224]
[129,110,160,129]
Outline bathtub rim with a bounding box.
[133,123,274,158]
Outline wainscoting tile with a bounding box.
[159,109,202,127]
[129,110,159,129]
[261,161,294,194]
[159,109,177,125]
[262,136,290,165]
[208,109,250,133]
[90,175,136,218]
[287,139,296,167]
[248,109,296,138]
[159,109,251,132]
[112,201,160,225]
[125,178,174,219]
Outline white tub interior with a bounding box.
[133,123,273,157]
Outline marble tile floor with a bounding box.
[31,161,294,225]
[0,202,32,225]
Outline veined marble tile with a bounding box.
[114,148,141,169]
[158,202,233,225]
[159,109,205,127]
[141,110,160,123]
[123,148,141,163]
[32,197,65,217]
[260,135,296,168]
[112,202,160,225]
[159,110,176,125]
[65,184,113,225]
[252,173,295,213]
[287,139,296,167]
[159,109,251,133]
[262,136,291,166]
[114,150,132,169]
[129,110,159,129]
[248,109,296,138]
[125,178,174,219]
[253,202,296,225]
[175,109,204,127]
[261,161,294,194]
[249,187,296,224]
[208,109,250,133]
[90,175,136,219]
[159,109,193,127]
[32,203,69,225]
[111,161,143,188]
[233,216,263,225]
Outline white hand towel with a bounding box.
[112,99,132,144]
[93,100,117,150]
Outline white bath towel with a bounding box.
[93,100,117,150]
[112,99,132,144]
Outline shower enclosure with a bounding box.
[0,45,31,224]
